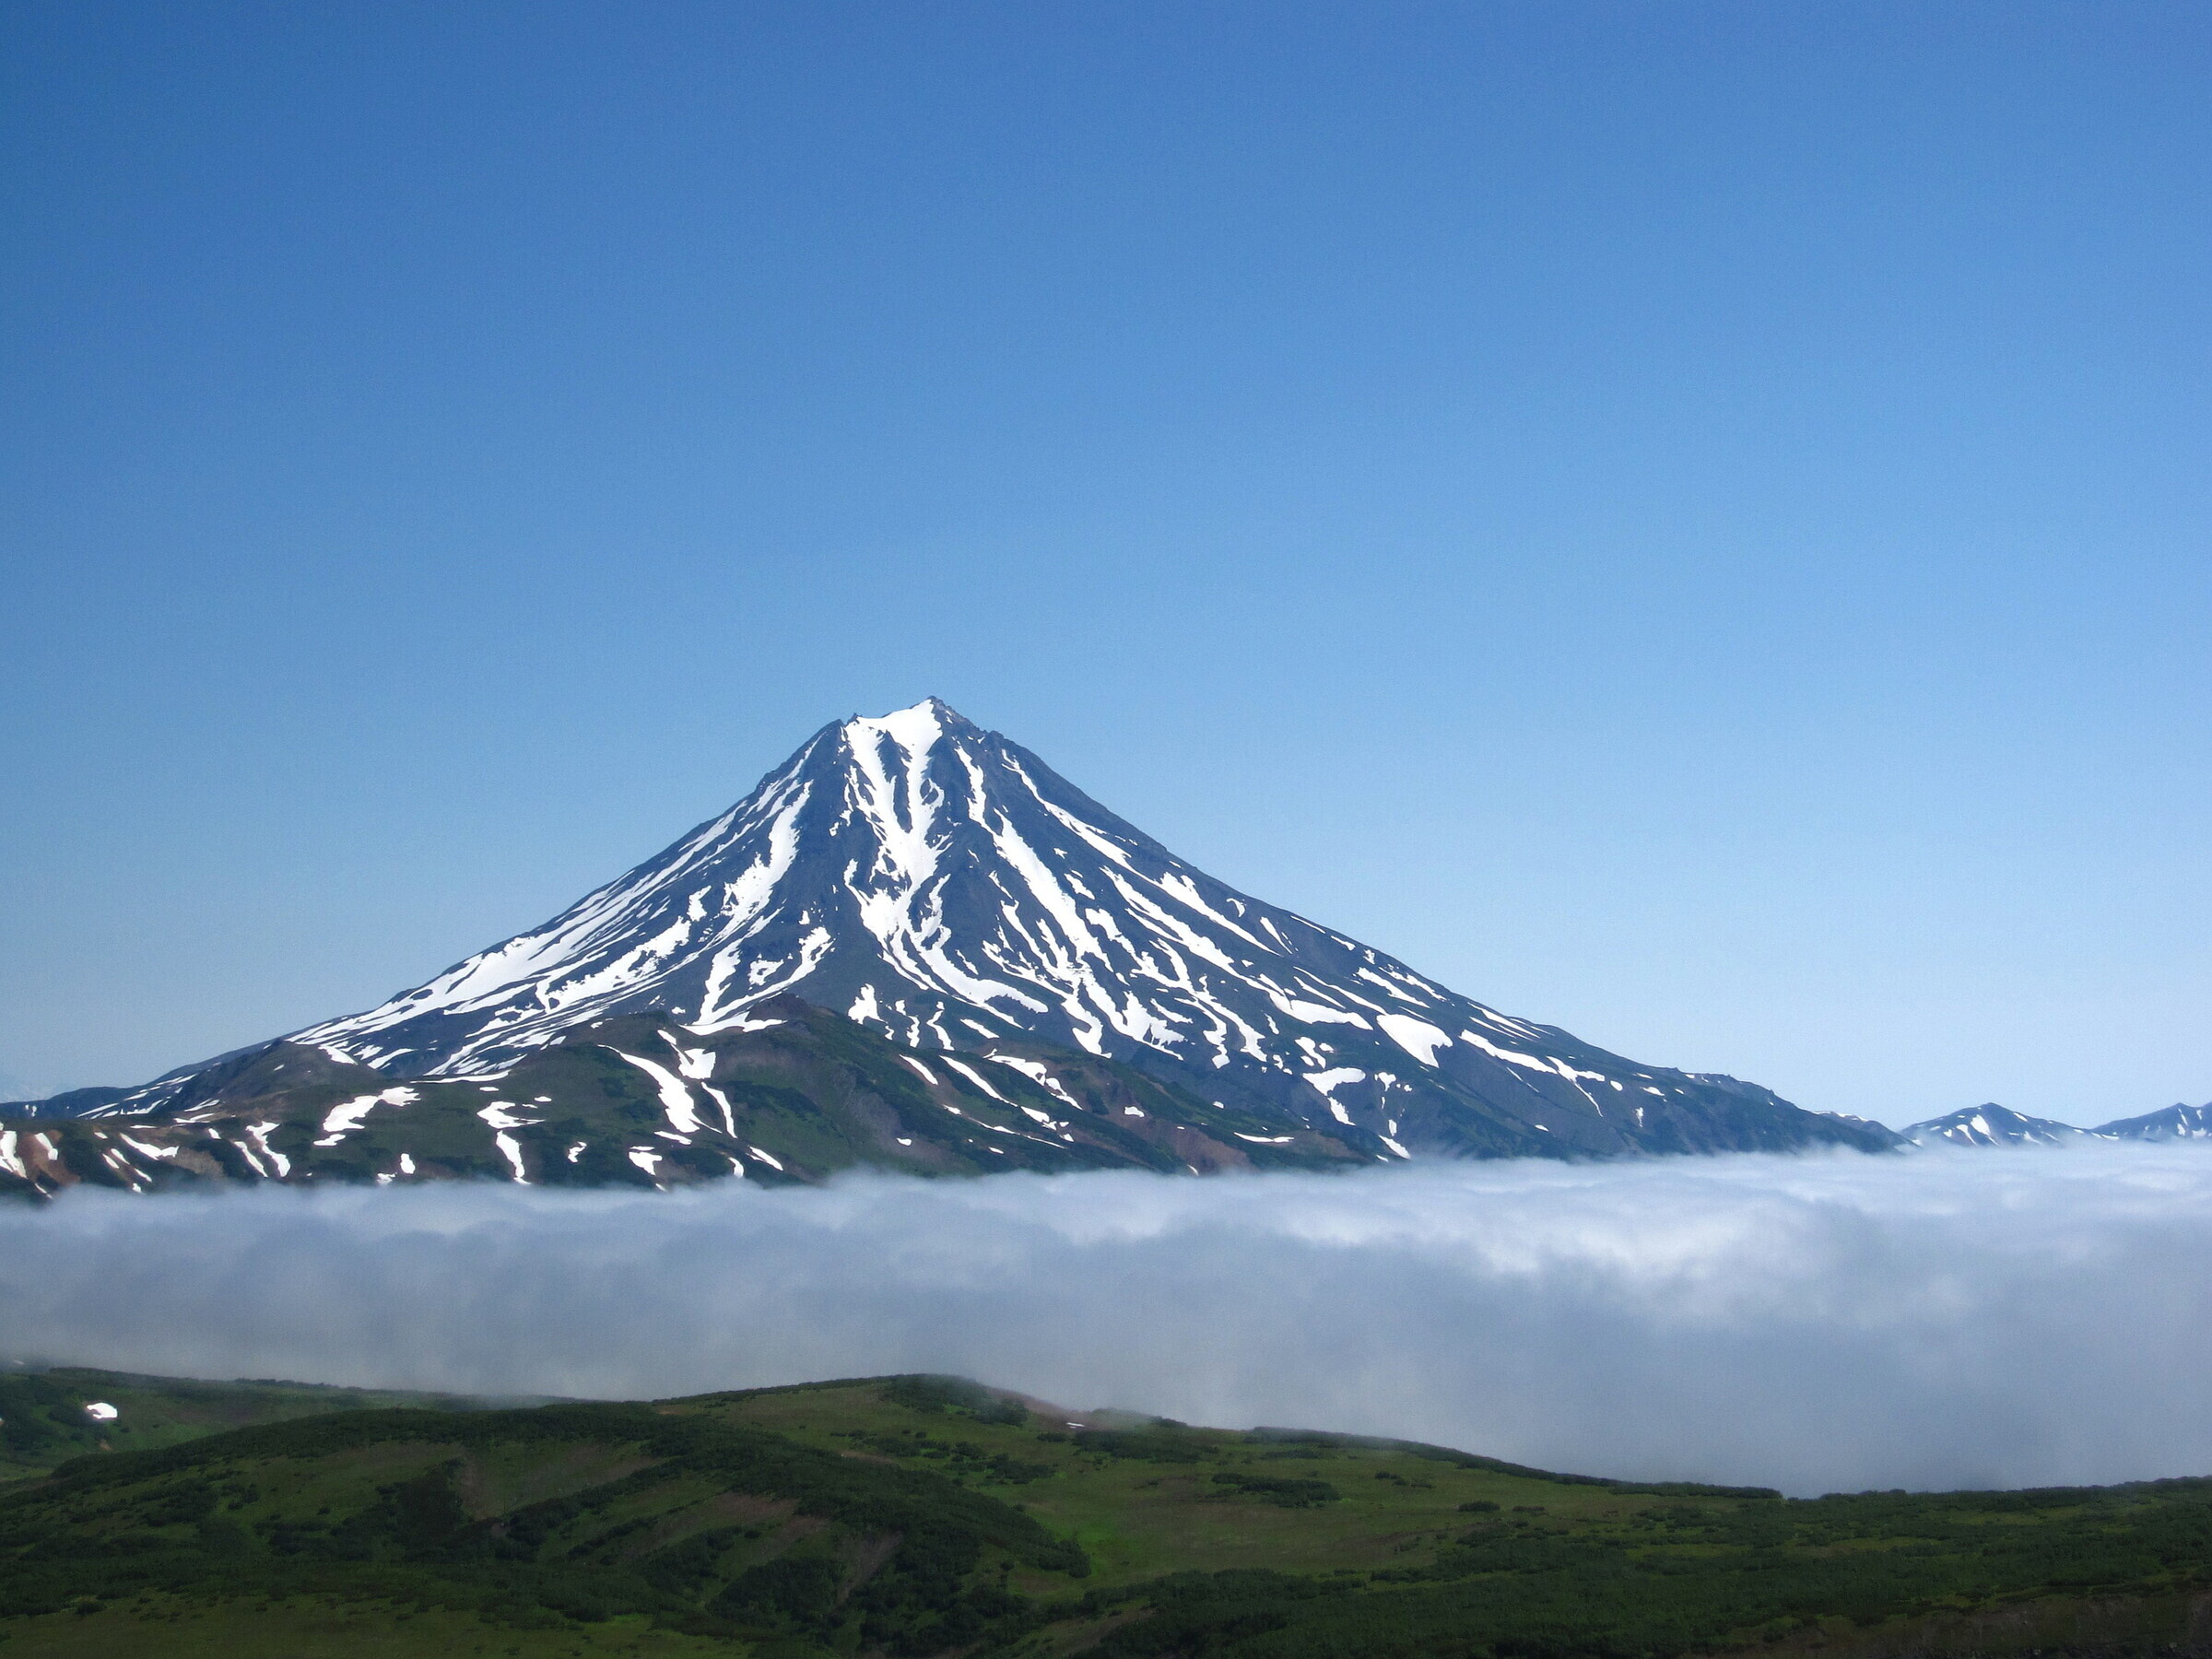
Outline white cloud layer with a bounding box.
[6,1146,2212,1497]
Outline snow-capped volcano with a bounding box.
[253,699,1879,1159]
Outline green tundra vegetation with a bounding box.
[1,1370,2208,1659]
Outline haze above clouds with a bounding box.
[9,1146,2211,1498]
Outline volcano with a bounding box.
[4,700,1892,1196]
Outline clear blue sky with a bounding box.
[4,2,2206,1124]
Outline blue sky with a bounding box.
[4,1,2206,1124]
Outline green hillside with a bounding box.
[0,1367,540,1484]
[2,1371,2208,1659]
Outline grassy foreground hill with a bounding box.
[1,1371,2209,1658]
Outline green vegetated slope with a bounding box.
[0,998,1359,1201]
[0,1367,543,1484]
[2,1372,2210,1659]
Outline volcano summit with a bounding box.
[1,701,1891,1195]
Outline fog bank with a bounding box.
[6,1147,2211,1496]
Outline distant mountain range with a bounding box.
[4,700,1901,1197]
[1901,1101,2212,1147]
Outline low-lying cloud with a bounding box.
[6,1147,2212,1497]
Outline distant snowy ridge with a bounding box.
[1901,1104,2090,1148]
[1902,1101,2212,1147]
[43,699,1891,1163]
[2100,1102,2212,1141]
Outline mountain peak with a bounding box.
[1901,1102,2087,1147]
[842,698,975,756]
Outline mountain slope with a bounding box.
[0,998,1355,1199]
[18,700,1893,1179]
[0,1088,127,1121]
[2096,1102,2212,1141]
